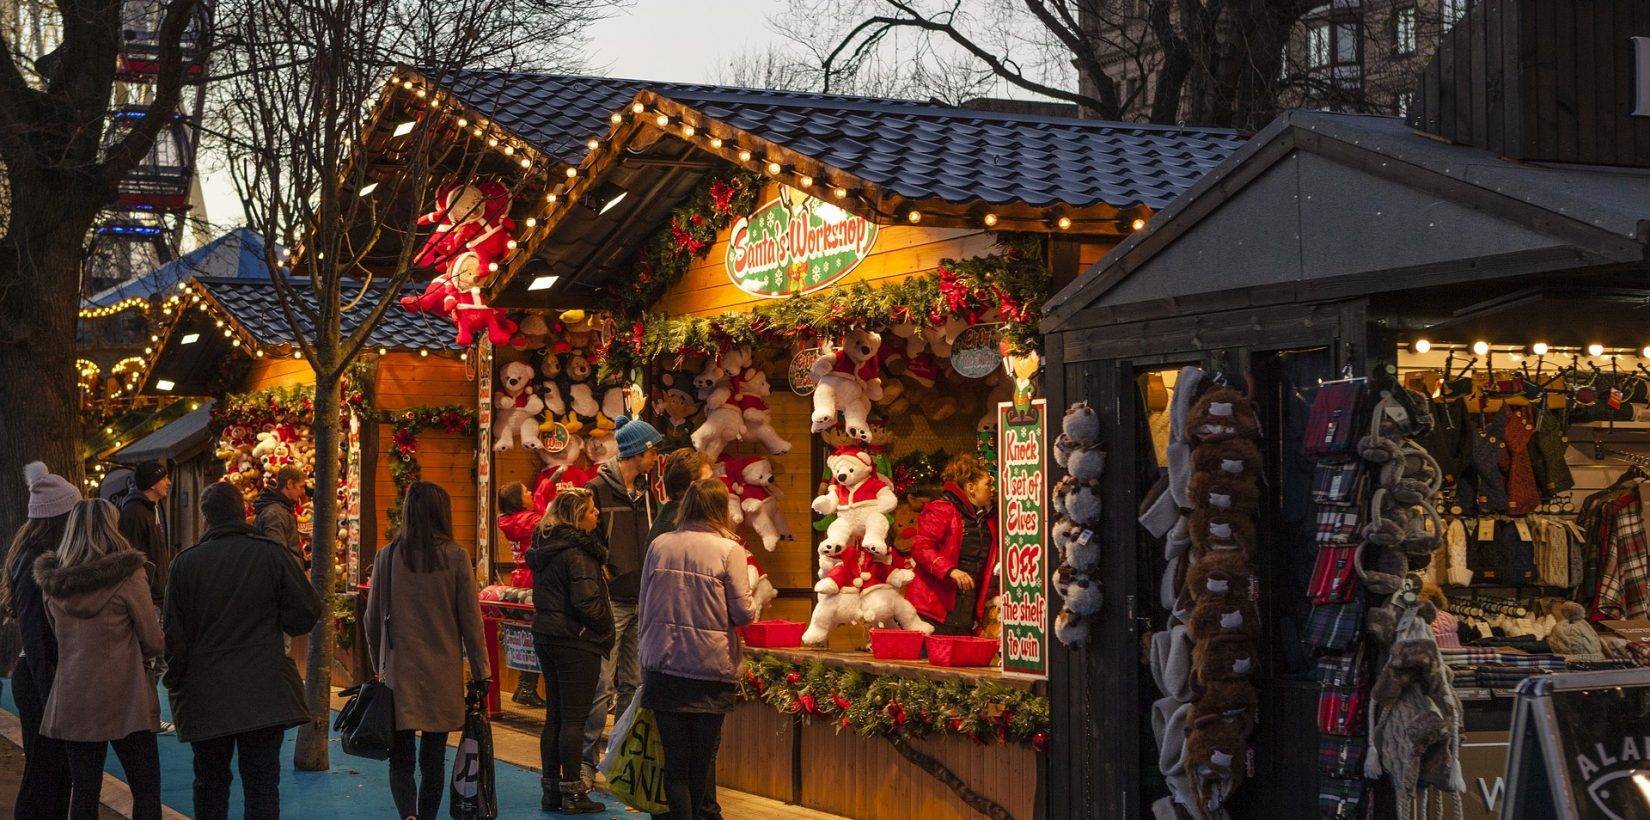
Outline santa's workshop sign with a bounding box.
[998,398,1048,679]
[724,190,878,297]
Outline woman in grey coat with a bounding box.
[364,482,490,820]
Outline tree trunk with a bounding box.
[294,367,340,771]
[0,184,98,539]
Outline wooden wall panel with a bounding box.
[797,718,1035,820]
[376,353,472,409]
[717,702,797,803]
[244,358,314,391]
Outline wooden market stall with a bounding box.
[135,275,477,682]
[1036,6,1650,817]
[379,67,1248,819]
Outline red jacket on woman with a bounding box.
[903,483,999,628]
[499,508,541,588]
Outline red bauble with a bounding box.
[1032,731,1049,753]
[785,670,801,685]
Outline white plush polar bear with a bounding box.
[720,455,793,551]
[811,447,898,560]
[492,360,544,452]
[801,544,931,646]
[690,357,744,460]
[809,328,884,442]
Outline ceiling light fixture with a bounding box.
[528,275,560,292]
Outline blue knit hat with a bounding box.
[612,416,663,459]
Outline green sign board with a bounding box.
[724,191,878,297]
[998,398,1048,679]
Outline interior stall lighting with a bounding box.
[655,114,669,127]
[1530,342,1549,356]
[682,124,696,137]
[1641,346,1650,359]
[1589,343,1606,357]
[1471,340,1490,356]
[799,176,813,187]
[1412,339,1431,353]
[392,121,416,137]
[766,161,782,175]
[564,167,578,179]
[527,275,560,292]
[457,117,468,127]
[155,380,175,391]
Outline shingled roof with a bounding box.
[197,277,459,351]
[431,69,1245,214]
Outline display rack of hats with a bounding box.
[1050,401,1104,646]
[1303,377,1472,819]
[1142,366,1263,820]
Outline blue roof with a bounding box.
[199,276,462,351]
[85,228,272,308]
[432,70,1246,212]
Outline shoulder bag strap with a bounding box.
[380,545,395,659]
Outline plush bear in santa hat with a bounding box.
[812,446,898,560]
[492,360,544,452]
[801,543,930,646]
[809,329,884,441]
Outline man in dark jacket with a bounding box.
[580,416,661,781]
[164,481,322,819]
[254,466,307,568]
[118,459,173,607]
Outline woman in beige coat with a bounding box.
[364,482,490,820]
[34,499,164,820]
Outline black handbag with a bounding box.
[336,546,397,760]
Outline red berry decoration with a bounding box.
[1032,731,1049,753]
[785,670,801,685]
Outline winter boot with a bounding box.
[513,672,545,708]
[559,781,604,814]
[540,779,559,812]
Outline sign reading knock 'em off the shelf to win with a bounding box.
[998,398,1048,679]
[724,189,879,297]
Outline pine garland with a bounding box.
[210,385,316,430]
[614,233,1050,371]
[737,653,1050,750]
[610,170,764,317]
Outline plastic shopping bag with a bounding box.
[449,694,497,819]
[599,687,643,775]
[600,703,669,813]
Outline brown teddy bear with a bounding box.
[1188,471,1260,516]
[1191,437,1264,484]
[1185,549,1253,603]
[1192,634,1258,684]
[1188,387,1259,443]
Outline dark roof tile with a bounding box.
[431,70,1244,212]
[199,277,459,351]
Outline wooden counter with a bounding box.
[722,647,1040,820]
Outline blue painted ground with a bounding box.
[2,680,622,819]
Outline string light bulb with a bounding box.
[655,113,669,127]
[737,149,752,162]
[710,137,723,149]
[833,187,848,199]
[631,102,645,114]
[456,117,468,127]
[799,175,813,187]
[906,210,922,224]
[586,138,600,151]
[565,167,578,179]
[609,112,623,125]
[546,193,559,204]
[1530,342,1549,356]
[1472,340,1490,356]
[983,213,999,227]
[1589,343,1606,357]
[766,161,782,175]
[525,218,537,228]
[681,124,695,137]
[1131,217,1147,231]
[1057,216,1073,230]
[1412,339,1432,353]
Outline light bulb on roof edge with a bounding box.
[906,210,922,224]
[833,187,848,199]
[655,114,669,127]
[587,138,600,151]
[1531,342,1549,356]
[710,137,723,149]
[1412,339,1431,354]
[799,176,813,187]
[1131,217,1147,231]
[1589,343,1607,357]
[983,213,999,227]
[738,149,752,162]
[1057,216,1073,230]
[631,102,645,114]
[1471,340,1490,356]
[609,113,622,124]
[682,124,696,137]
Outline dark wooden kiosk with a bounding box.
[1038,4,1650,816]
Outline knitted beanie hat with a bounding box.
[134,460,169,492]
[24,462,80,520]
[612,416,663,460]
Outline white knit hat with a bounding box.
[25,462,80,519]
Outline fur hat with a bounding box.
[1187,387,1258,443]
[1191,438,1263,484]
[1185,549,1252,603]
[1188,599,1258,643]
[1189,679,1259,736]
[1184,715,1248,806]
[1189,508,1256,560]
[1192,634,1257,684]
[1188,471,1259,516]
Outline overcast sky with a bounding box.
[197,0,792,231]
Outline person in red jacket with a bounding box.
[904,454,1000,636]
[497,482,547,708]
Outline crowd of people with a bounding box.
[3,413,998,820]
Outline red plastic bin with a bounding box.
[740,620,806,648]
[925,635,998,667]
[870,628,927,660]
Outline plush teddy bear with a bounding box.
[252,430,281,460]
[809,329,884,441]
[802,544,930,646]
[691,359,744,460]
[720,455,792,551]
[451,288,520,348]
[536,347,567,420]
[812,447,898,559]
[746,554,778,613]
[727,367,792,455]
[492,360,544,452]
[583,434,617,466]
[653,370,701,437]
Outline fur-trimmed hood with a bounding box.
[34,550,145,617]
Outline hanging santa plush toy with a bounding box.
[400,179,520,347]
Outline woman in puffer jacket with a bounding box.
[638,478,760,820]
[526,487,611,815]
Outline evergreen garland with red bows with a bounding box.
[612,170,763,318]
[384,405,477,524]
